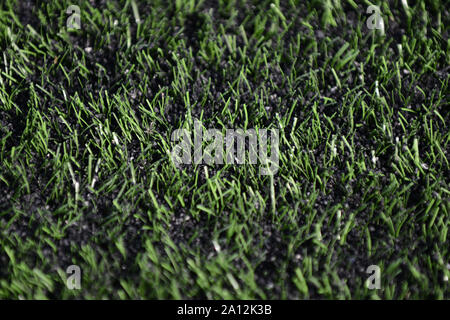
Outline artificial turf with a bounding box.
[0,0,449,299]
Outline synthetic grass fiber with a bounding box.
[0,0,449,299]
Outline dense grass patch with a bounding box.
[0,0,448,299]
